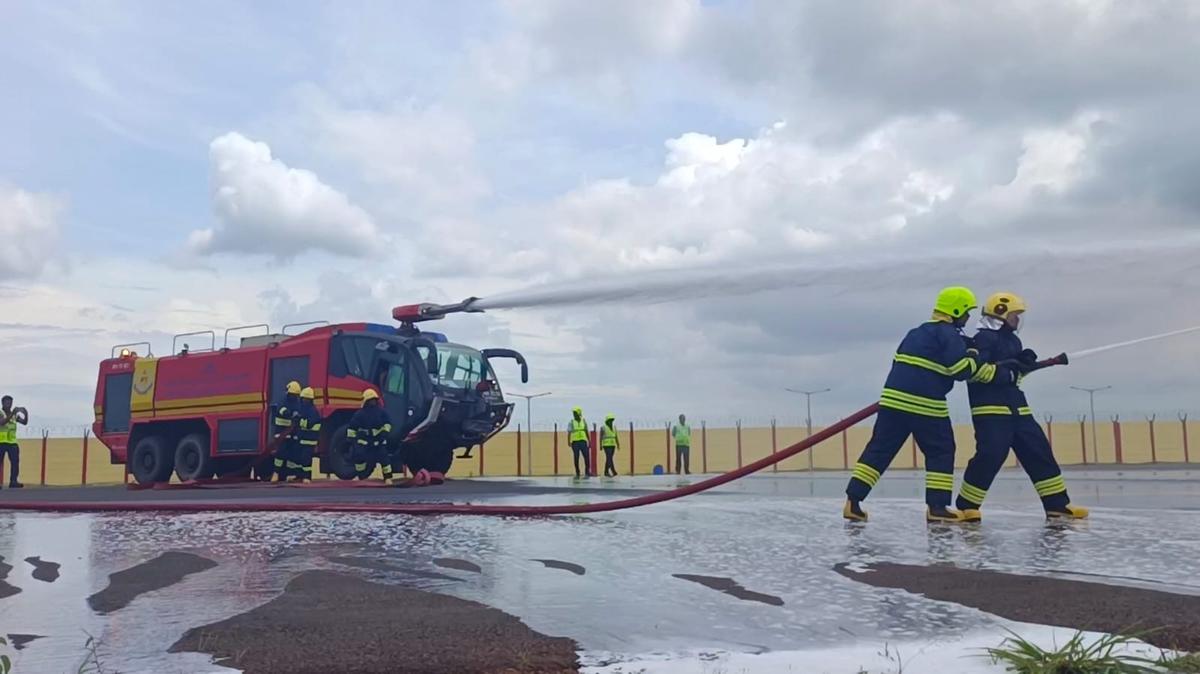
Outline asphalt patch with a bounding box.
[87,551,218,614]
[24,556,61,582]
[329,556,464,582]
[672,574,785,606]
[170,570,580,673]
[835,562,1200,651]
[7,634,42,650]
[433,557,482,574]
[533,559,586,576]
[0,556,18,599]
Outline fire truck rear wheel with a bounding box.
[130,435,173,484]
[174,433,214,482]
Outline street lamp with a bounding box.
[511,392,552,474]
[1070,385,1111,463]
[785,387,832,470]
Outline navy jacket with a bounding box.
[967,327,1030,416]
[880,320,1002,418]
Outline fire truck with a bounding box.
[91,300,527,484]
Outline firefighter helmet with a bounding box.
[300,387,315,400]
[984,292,1027,319]
[286,381,302,395]
[934,286,977,319]
[362,389,380,403]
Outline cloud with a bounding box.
[188,132,382,259]
[0,185,64,280]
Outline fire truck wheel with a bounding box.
[174,433,214,482]
[130,435,173,484]
[327,425,363,480]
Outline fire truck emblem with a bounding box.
[133,367,155,395]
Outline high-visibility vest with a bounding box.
[0,413,16,443]
[568,418,588,443]
[600,424,618,448]
[673,423,691,447]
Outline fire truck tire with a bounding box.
[130,436,173,484]
[327,425,367,480]
[174,434,214,482]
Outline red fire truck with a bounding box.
[92,300,527,484]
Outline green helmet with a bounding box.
[934,286,977,319]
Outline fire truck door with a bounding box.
[374,353,419,436]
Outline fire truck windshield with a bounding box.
[433,344,485,389]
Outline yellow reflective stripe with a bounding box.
[286,461,302,469]
[356,439,370,446]
[347,428,358,437]
[1034,475,1067,496]
[960,482,988,504]
[969,363,997,383]
[971,405,1013,416]
[274,458,284,467]
[894,354,950,375]
[373,427,389,436]
[925,472,955,491]
[273,416,292,426]
[879,398,951,418]
[852,462,881,487]
[947,357,977,375]
[299,439,318,446]
[1018,406,1033,416]
[354,463,367,471]
[881,388,949,410]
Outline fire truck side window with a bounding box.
[384,361,407,396]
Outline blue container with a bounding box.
[652,464,664,475]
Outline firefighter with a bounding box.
[293,387,322,482]
[600,413,619,477]
[844,286,1012,523]
[568,407,591,478]
[955,292,1088,521]
[348,389,394,484]
[271,381,301,482]
[0,396,28,489]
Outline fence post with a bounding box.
[842,428,849,470]
[628,421,635,475]
[1079,415,1089,465]
[516,425,522,477]
[553,423,559,476]
[1147,415,1157,464]
[1181,414,1190,463]
[1111,415,1123,464]
[40,430,49,485]
[81,429,90,485]
[479,441,485,476]
[771,419,778,473]
[701,421,708,474]
[736,420,743,468]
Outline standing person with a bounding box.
[955,292,1088,521]
[348,389,395,484]
[271,381,301,482]
[568,407,591,478]
[0,396,28,489]
[293,387,323,483]
[672,414,692,475]
[843,287,1012,523]
[600,414,619,477]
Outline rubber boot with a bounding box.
[1046,504,1089,520]
[954,497,983,522]
[843,499,868,522]
[926,506,965,523]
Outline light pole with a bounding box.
[512,392,551,474]
[785,387,832,470]
[1070,385,1111,463]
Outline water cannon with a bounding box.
[392,298,484,325]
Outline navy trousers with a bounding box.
[846,407,957,508]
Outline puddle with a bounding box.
[672,574,785,607]
[25,556,60,582]
[88,551,218,614]
[534,559,586,576]
[433,557,482,574]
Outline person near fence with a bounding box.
[955,292,1088,521]
[293,387,323,482]
[844,286,1012,523]
[0,395,28,488]
[348,389,395,484]
[568,407,592,478]
[672,414,692,475]
[271,381,302,482]
[600,414,620,477]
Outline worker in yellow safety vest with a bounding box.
[600,414,620,477]
[568,407,592,478]
[672,414,692,475]
[0,395,28,488]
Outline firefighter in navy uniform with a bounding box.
[955,293,1088,521]
[271,381,302,482]
[293,387,322,482]
[600,414,619,477]
[348,389,395,484]
[844,286,1012,523]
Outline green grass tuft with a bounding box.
[1160,652,1200,673]
[985,629,1162,674]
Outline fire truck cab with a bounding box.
[93,310,525,484]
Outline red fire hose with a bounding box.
[0,404,881,516]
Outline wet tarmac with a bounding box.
[0,466,1197,673]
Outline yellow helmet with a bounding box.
[300,387,315,400]
[933,286,977,319]
[286,381,302,395]
[362,389,380,404]
[983,292,1027,319]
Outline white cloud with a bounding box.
[188,132,382,259]
[0,185,64,280]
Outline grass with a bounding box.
[1159,653,1200,673]
[0,637,11,674]
[985,629,1163,673]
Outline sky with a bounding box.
[3,0,1200,433]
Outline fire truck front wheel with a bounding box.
[174,433,214,482]
[130,435,174,484]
